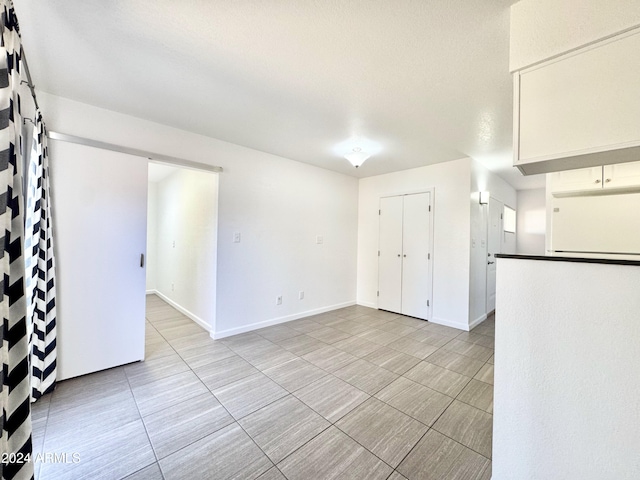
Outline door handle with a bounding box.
[488,261,495,265]
[140,253,145,268]
[397,254,401,257]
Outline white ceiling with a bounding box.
[16,0,545,190]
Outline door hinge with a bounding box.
[427,300,430,307]
[379,209,381,215]
[377,291,379,297]
[429,205,431,212]
[378,250,380,256]
[428,253,430,260]
[501,213,503,219]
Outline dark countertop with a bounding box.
[496,254,640,267]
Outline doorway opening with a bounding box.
[146,162,219,334]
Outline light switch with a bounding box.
[233,232,241,243]
[316,235,323,244]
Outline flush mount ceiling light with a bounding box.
[345,147,370,168]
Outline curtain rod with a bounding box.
[20,46,39,110]
[47,131,223,173]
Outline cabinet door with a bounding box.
[603,160,640,189]
[378,196,403,314]
[401,193,431,320]
[517,30,640,166]
[549,167,603,194]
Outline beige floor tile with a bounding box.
[474,364,494,385]
[441,339,493,362]
[143,392,234,459]
[240,343,300,370]
[433,400,493,458]
[277,426,393,480]
[332,319,372,336]
[333,359,399,395]
[487,354,494,365]
[377,321,419,336]
[387,337,440,359]
[307,326,352,344]
[457,379,493,413]
[456,332,495,349]
[144,338,176,361]
[257,467,287,480]
[124,353,190,387]
[403,362,472,397]
[422,323,462,338]
[131,371,209,417]
[293,374,370,422]
[239,395,330,463]
[353,314,394,328]
[411,329,454,348]
[356,328,402,346]
[159,322,207,341]
[333,336,382,358]
[397,429,490,480]
[192,354,259,390]
[40,419,155,480]
[286,318,326,333]
[363,346,421,375]
[256,324,303,342]
[388,472,409,480]
[393,316,429,329]
[159,423,272,480]
[375,377,454,426]
[177,342,236,369]
[212,372,289,419]
[301,345,358,372]
[369,310,401,321]
[263,357,328,392]
[166,330,213,351]
[426,349,485,377]
[123,462,163,480]
[336,397,428,467]
[273,334,327,356]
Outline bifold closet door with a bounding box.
[401,192,431,319]
[378,195,403,313]
[50,140,148,380]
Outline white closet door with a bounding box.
[378,195,403,314]
[401,192,431,319]
[50,140,148,380]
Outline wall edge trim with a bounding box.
[151,290,212,332]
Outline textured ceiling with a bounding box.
[15,0,545,189]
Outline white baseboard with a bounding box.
[153,290,212,333]
[469,314,488,330]
[211,300,356,339]
[431,316,469,332]
[146,289,156,295]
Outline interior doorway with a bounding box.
[146,163,219,333]
[486,197,504,314]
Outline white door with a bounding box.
[401,192,431,319]
[378,196,403,314]
[486,198,503,313]
[50,140,148,380]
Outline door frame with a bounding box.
[485,196,504,315]
[377,187,435,320]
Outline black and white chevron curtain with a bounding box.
[1,0,57,478]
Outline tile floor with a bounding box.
[32,295,495,480]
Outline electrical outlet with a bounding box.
[276,295,282,305]
[233,232,241,243]
[299,291,304,300]
[316,235,323,244]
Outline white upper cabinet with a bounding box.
[604,161,640,189]
[514,29,640,175]
[549,160,640,195]
[549,167,604,194]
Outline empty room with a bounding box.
[2,1,639,480]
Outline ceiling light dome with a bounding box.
[345,147,370,168]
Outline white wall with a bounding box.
[149,167,219,331]
[40,92,359,339]
[469,160,517,324]
[357,158,472,330]
[516,188,546,255]
[494,257,640,480]
[510,0,640,71]
[146,181,158,291]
